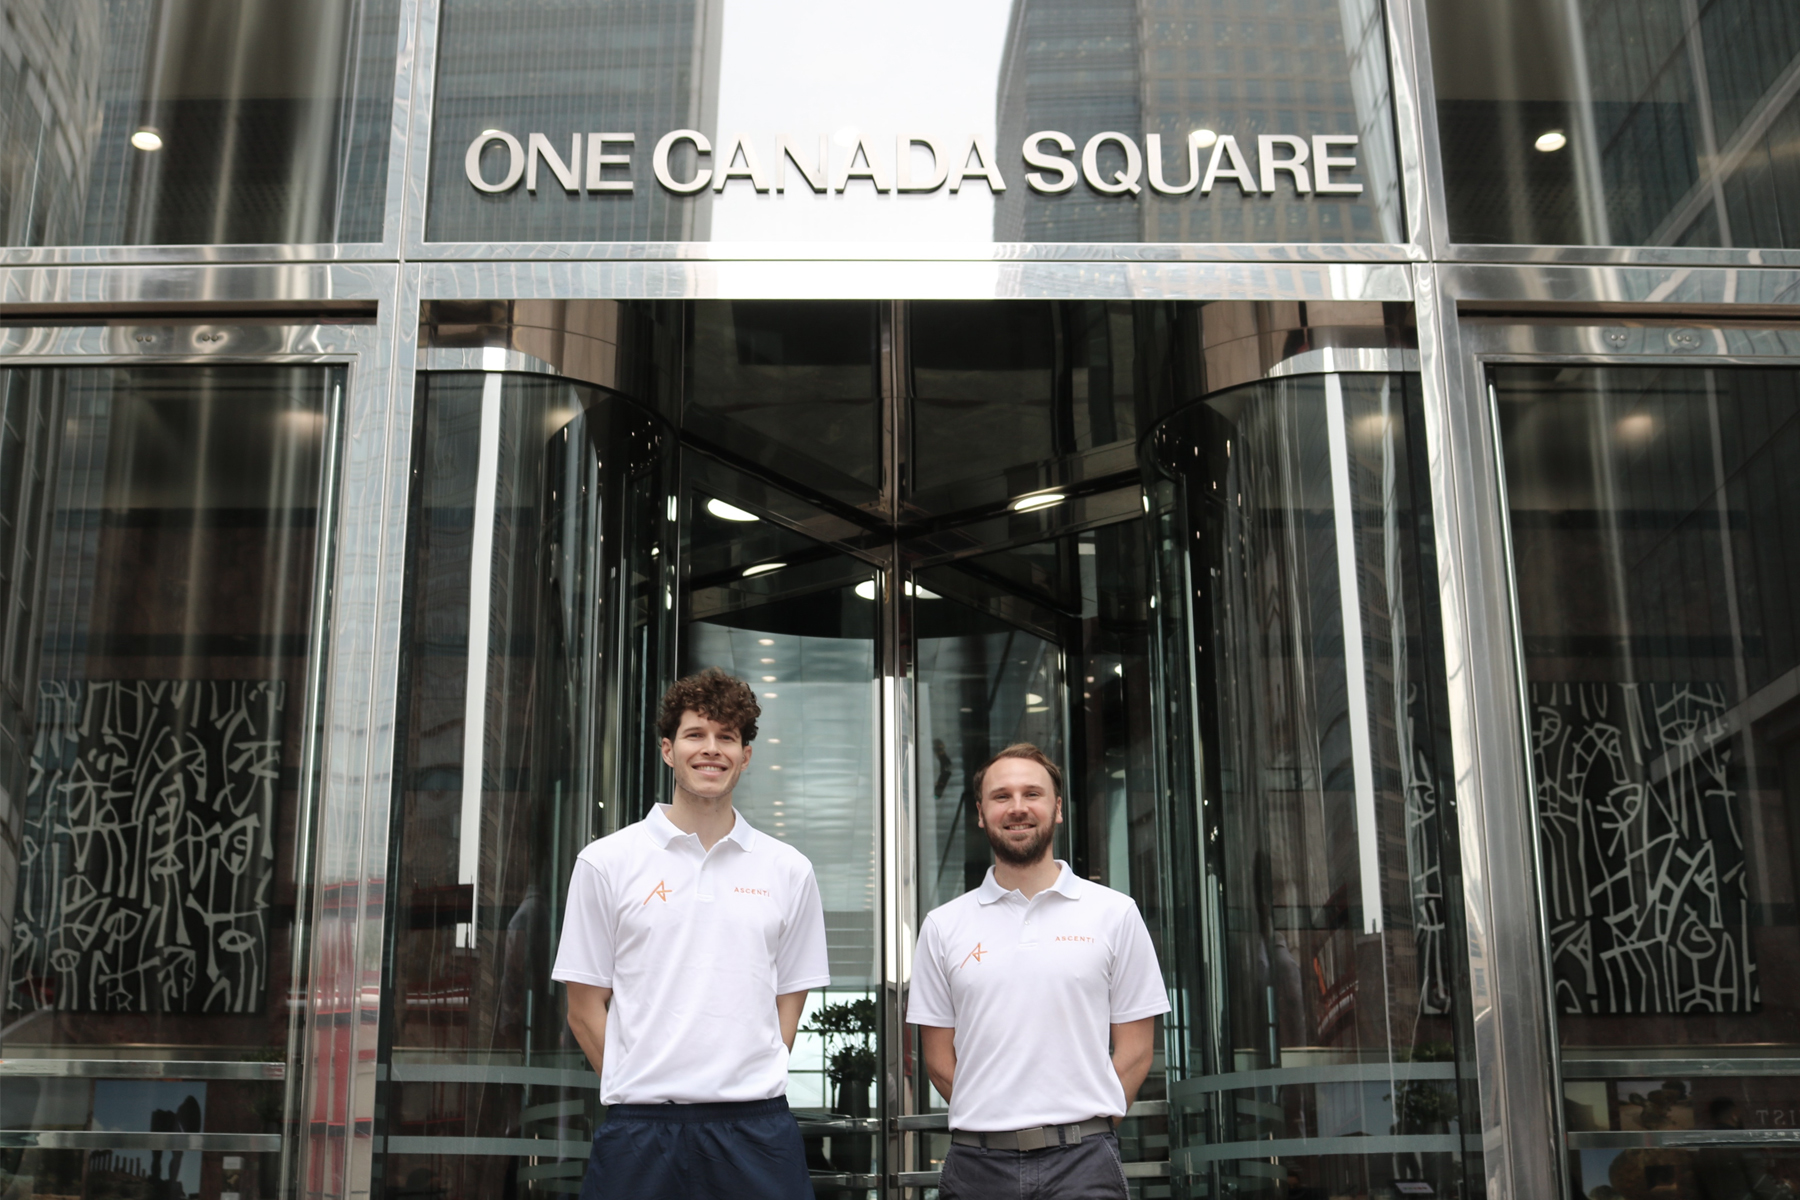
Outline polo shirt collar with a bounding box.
[645,803,758,852]
[976,859,1082,904]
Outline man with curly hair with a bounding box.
[552,667,830,1200]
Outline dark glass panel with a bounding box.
[1429,0,1800,247]
[0,0,397,247]
[1146,374,1479,1199]
[1497,364,1800,1199]
[380,374,673,1200]
[684,302,881,509]
[0,362,336,1200]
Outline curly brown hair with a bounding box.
[657,667,761,743]
[971,742,1063,801]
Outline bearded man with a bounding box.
[906,743,1169,1200]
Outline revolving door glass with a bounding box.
[379,301,1473,1200]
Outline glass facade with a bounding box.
[1,2,1798,1200]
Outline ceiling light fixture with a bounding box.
[741,561,785,577]
[130,128,163,152]
[853,579,942,601]
[1191,128,1219,148]
[1010,491,1066,513]
[707,498,760,522]
[1534,130,1567,153]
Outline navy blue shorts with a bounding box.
[577,1097,812,1200]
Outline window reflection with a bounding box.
[0,362,336,1200]
[382,375,671,1200]
[0,0,398,247]
[1147,373,1477,1199]
[1429,0,1800,248]
[1498,363,1800,1200]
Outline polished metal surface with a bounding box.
[0,1132,284,1152]
[1265,346,1420,377]
[0,1060,288,1080]
[1559,1058,1800,1079]
[1412,264,1560,1200]
[1442,262,1800,308]
[410,259,1414,302]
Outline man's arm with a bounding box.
[565,982,613,1079]
[1110,1016,1156,1118]
[919,1025,956,1102]
[777,990,809,1050]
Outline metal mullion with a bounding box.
[877,298,915,1198]
[400,0,443,259]
[1413,267,1564,1200]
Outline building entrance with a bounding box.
[372,297,1481,1199]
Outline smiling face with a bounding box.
[976,756,1062,867]
[661,709,752,804]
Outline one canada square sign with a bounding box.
[464,129,1365,197]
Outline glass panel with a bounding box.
[908,300,1144,509]
[0,0,399,247]
[1428,0,1800,248]
[1146,374,1480,1199]
[380,374,673,1200]
[427,0,1402,245]
[685,302,881,510]
[680,504,881,1180]
[1497,363,1800,1198]
[0,362,337,1199]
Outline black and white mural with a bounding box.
[9,680,284,1014]
[1531,682,1759,1015]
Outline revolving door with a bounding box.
[372,299,1482,1199]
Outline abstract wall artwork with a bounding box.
[9,680,284,1014]
[1531,682,1758,1014]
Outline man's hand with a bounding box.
[777,990,809,1050]
[1109,1016,1156,1122]
[919,1025,956,1102]
[566,983,613,1079]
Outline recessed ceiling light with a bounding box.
[770,764,782,770]
[758,638,774,646]
[1113,663,1124,675]
[130,128,163,152]
[707,498,760,522]
[760,657,775,664]
[762,675,777,682]
[1191,128,1219,148]
[742,561,785,577]
[855,579,941,600]
[768,738,780,744]
[1027,705,1049,713]
[1534,130,1567,153]
[1025,693,1044,705]
[764,692,778,698]
[1011,491,1066,513]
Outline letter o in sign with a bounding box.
[466,130,525,193]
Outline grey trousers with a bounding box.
[938,1131,1129,1200]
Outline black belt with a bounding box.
[951,1116,1113,1150]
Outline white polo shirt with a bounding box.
[551,804,831,1104]
[906,862,1169,1132]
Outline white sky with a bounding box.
[708,0,1015,243]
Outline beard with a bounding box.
[985,819,1055,867]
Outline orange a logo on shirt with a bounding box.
[642,880,672,905]
[957,942,987,969]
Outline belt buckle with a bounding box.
[1015,1126,1048,1152]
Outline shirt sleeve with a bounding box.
[1109,902,1172,1023]
[550,857,615,987]
[774,861,832,993]
[904,915,954,1027]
